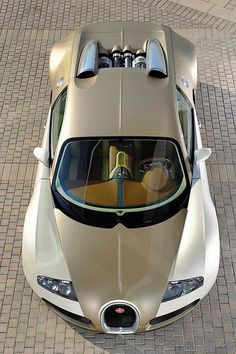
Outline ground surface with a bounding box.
[1,0,236,353]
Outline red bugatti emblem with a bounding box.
[115,307,125,314]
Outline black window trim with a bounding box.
[176,85,195,165]
[49,86,68,166]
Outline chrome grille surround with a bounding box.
[100,300,140,334]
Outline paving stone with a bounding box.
[1,0,236,353]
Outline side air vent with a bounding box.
[77,40,99,79]
[146,39,168,78]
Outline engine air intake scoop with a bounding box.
[77,39,168,78]
[77,40,99,78]
[146,39,168,78]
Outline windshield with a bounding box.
[53,138,188,218]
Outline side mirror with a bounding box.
[33,147,49,166]
[195,148,212,164]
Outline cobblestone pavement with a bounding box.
[1,0,236,353]
[169,0,236,22]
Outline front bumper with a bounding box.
[44,297,200,332]
[25,271,211,333]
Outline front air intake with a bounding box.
[146,39,168,78]
[101,302,139,334]
[104,304,136,328]
[77,40,99,78]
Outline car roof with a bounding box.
[60,69,180,140]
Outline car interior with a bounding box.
[57,139,181,208]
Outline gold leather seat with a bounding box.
[142,166,169,192]
[66,165,176,207]
[123,166,175,206]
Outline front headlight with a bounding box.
[162,276,204,302]
[37,276,78,301]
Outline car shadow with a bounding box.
[66,320,168,353]
[64,301,201,354]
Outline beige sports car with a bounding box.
[23,22,220,334]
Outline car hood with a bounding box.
[54,208,187,328]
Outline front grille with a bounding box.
[104,304,136,328]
